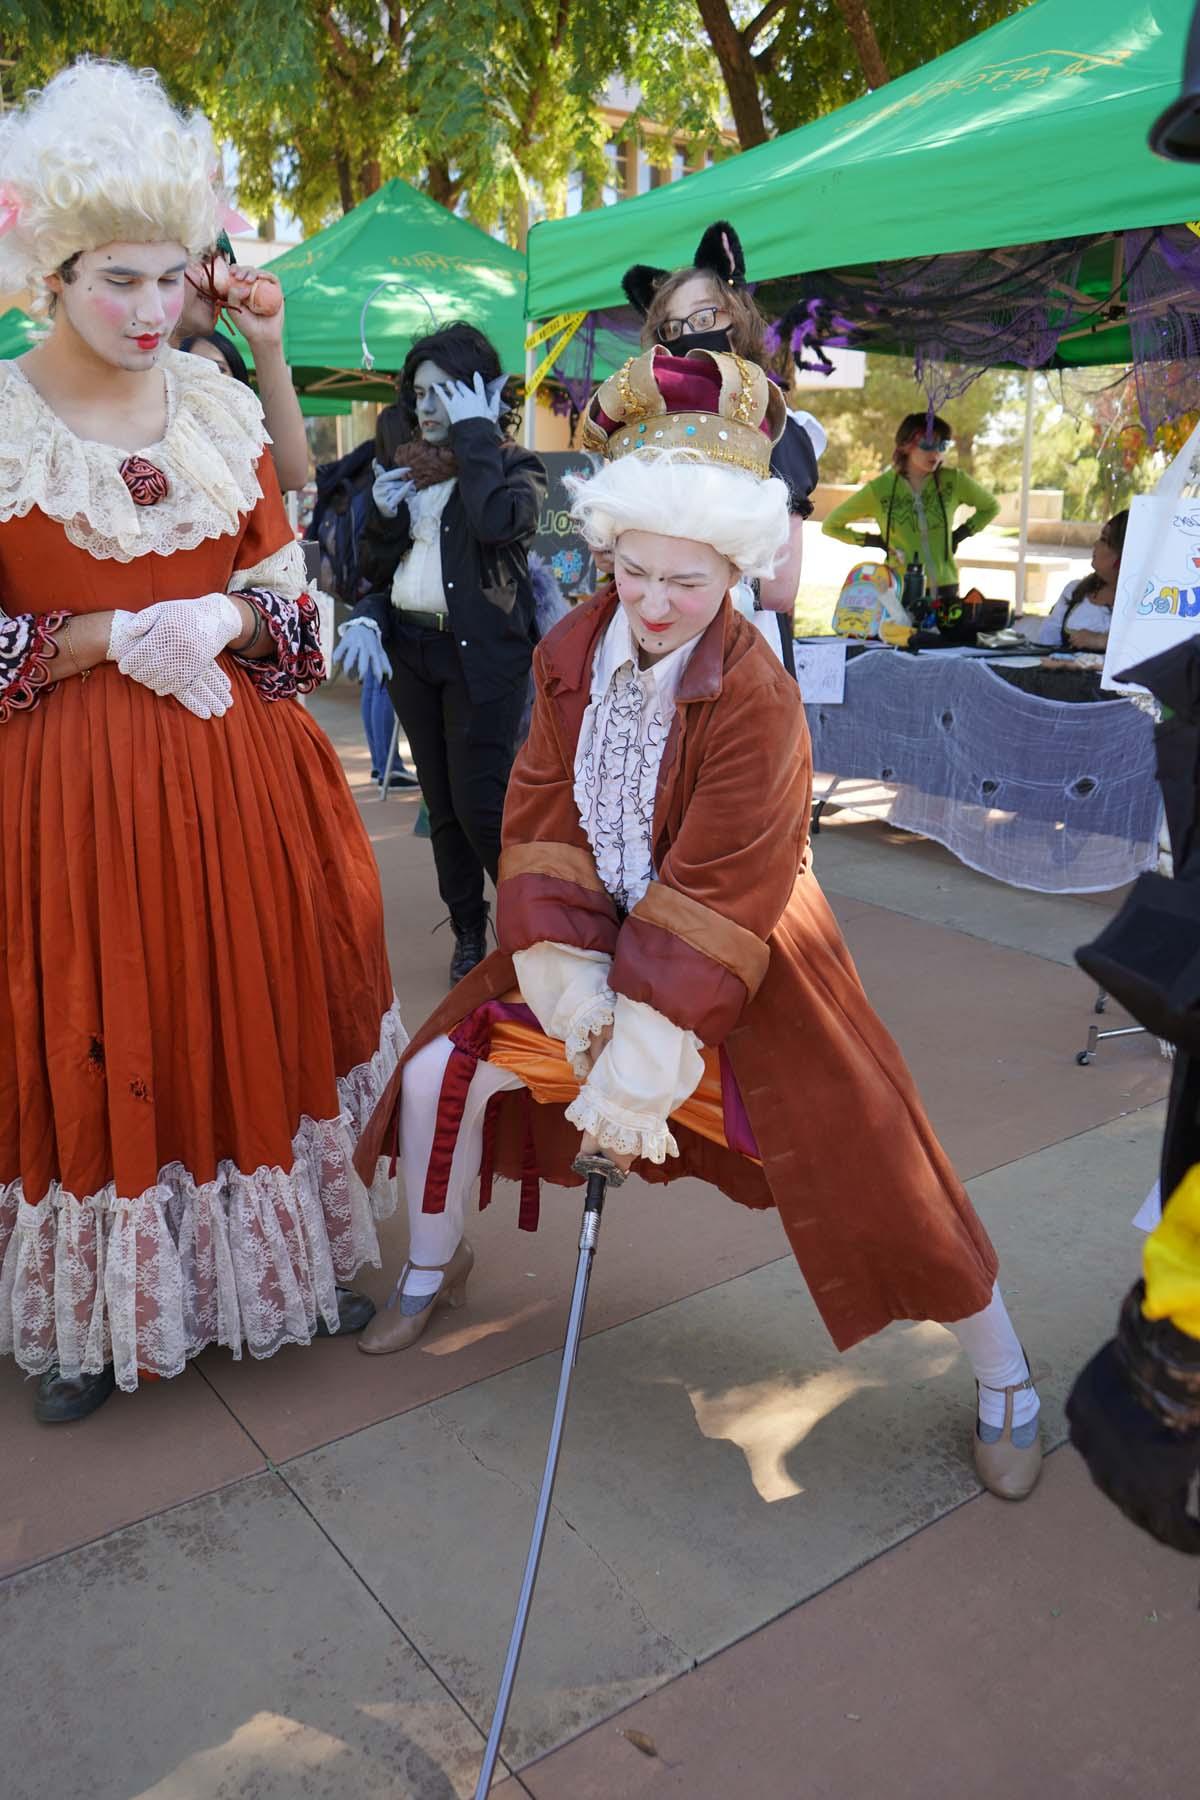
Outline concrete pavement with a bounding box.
[2,682,1191,1800]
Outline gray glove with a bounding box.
[372,466,416,519]
[437,372,507,425]
[332,618,392,684]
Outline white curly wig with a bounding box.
[566,447,791,580]
[0,60,219,315]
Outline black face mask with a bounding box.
[661,326,732,357]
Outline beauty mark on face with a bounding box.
[56,242,188,370]
[613,529,733,665]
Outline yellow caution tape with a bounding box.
[524,311,588,401]
[524,311,587,351]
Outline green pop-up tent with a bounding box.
[0,307,45,359]
[527,0,1200,329]
[238,179,529,401]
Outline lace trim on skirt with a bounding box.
[0,999,406,1392]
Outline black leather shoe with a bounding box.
[449,914,489,985]
[34,1363,117,1424]
[315,1286,377,1337]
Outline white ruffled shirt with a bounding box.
[390,479,455,615]
[513,606,706,1165]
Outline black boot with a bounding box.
[35,1362,117,1424]
[449,911,489,985]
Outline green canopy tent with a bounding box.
[0,307,45,359]
[525,0,1200,396]
[525,0,1200,601]
[228,179,530,403]
[527,0,1200,354]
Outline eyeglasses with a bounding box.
[916,435,953,454]
[657,305,728,344]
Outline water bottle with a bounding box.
[902,556,926,621]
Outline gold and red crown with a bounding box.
[581,345,787,478]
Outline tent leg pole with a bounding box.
[1015,369,1035,622]
[523,340,537,451]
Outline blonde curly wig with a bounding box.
[0,60,219,315]
[566,446,790,580]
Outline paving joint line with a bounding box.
[5,1079,1152,1585]
[235,1084,1162,1476]
[512,1441,1077,1783]
[189,1363,517,1787]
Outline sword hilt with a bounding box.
[570,1151,624,1248]
[571,1150,628,1196]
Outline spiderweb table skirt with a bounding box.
[805,651,1161,895]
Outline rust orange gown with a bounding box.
[0,351,402,1391]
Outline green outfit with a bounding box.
[822,467,999,590]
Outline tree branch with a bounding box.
[831,0,891,88]
[741,0,789,50]
[695,0,770,148]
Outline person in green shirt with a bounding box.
[822,411,999,600]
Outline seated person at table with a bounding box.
[1039,511,1128,651]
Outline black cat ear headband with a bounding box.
[620,219,747,318]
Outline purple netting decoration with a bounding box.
[1126,227,1200,432]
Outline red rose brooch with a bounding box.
[119,455,170,506]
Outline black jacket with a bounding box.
[355,418,547,704]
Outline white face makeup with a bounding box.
[413,358,452,443]
[50,241,188,370]
[613,529,734,664]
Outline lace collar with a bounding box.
[0,349,269,562]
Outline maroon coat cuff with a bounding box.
[611,882,770,1043]
[497,842,620,956]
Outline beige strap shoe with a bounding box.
[973,1373,1043,1501]
[357,1237,474,1356]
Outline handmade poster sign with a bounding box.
[533,450,599,599]
[793,637,848,704]
[1103,420,1200,692]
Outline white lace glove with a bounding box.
[437,372,507,424]
[108,595,243,701]
[176,664,234,720]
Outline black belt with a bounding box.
[397,608,452,633]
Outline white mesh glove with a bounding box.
[177,664,234,720]
[108,595,244,700]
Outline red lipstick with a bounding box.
[642,619,672,634]
[134,334,160,351]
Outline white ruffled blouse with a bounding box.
[390,479,456,616]
[513,607,706,1165]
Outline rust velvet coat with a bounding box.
[358,588,998,1350]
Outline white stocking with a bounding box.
[945,1283,1039,1428]
[398,1035,525,1295]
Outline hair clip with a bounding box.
[0,185,22,238]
